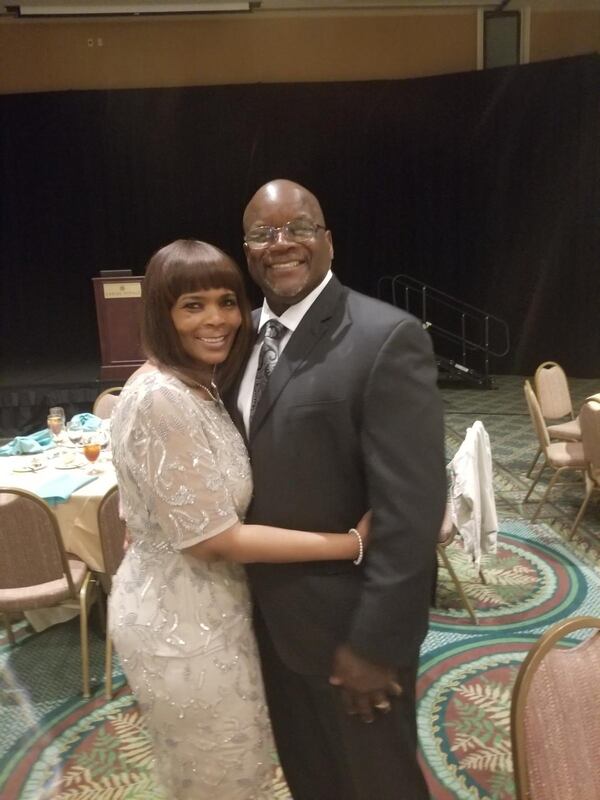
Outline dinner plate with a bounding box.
[55,462,84,470]
[12,465,47,473]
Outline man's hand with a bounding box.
[329,643,403,723]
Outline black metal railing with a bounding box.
[377,274,510,388]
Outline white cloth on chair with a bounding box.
[448,420,498,567]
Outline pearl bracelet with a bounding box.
[348,527,364,565]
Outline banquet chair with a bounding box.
[569,399,600,539]
[534,361,576,420]
[527,362,581,477]
[436,421,496,625]
[97,485,127,699]
[0,487,99,697]
[523,381,586,521]
[93,386,123,419]
[436,502,486,625]
[511,615,600,800]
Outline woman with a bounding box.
[109,240,368,800]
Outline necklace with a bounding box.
[196,364,222,405]
[197,379,221,404]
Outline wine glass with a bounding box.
[66,420,83,447]
[47,410,65,455]
[49,406,66,429]
[82,435,102,474]
[47,414,63,437]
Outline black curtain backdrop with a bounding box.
[1,54,599,377]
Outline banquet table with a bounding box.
[0,449,117,630]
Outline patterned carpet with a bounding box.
[422,519,600,800]
[1,375,599,799]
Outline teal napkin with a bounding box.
[0,429,56,456]
[37,474,98,506]
[70,413,103,431]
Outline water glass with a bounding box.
[66,420,83,446]
[47,412,64,442]
[49,406,66,424]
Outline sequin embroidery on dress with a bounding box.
[109,371,276,799]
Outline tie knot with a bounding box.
[263,319,286,341]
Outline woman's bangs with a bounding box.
[166,254,241,303]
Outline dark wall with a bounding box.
[1,54,599,376]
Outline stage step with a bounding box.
[436,354,495,389]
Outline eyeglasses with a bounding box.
[244,219,326,249]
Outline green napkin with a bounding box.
[37,474,98,506]
[0,429,56,456]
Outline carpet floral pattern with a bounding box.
[2,374,600,799]
[420,517,600,800]
[432,521,594,631]
[419,639,526,800]
[0,650,288,800]
[2,518,599,799]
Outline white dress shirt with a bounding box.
[448,420,498,567]
[237,270,333,435]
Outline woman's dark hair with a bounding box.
[141,239,252,391]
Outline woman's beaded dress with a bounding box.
[109,371,275,799]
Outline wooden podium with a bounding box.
[92,275,145,380]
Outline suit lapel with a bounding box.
[249,277,345,439]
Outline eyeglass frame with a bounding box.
[243,219,327,249]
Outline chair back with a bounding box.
[0,488,75,593]
[524,380,550,450]
[511,616,600,800]
[97,486,126,582]
[93,387,122,419]
[579,400,600,481]
[534,361,574,420]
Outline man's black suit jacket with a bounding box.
[228,276,446,676]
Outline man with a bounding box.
[229,179,446,800]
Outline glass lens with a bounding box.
[245,227,271,246]
[287,220,318,240]
[245,220,320,248]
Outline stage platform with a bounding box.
[3,361,598,441]
[0,359,124,438]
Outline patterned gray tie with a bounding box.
[250,319,287,420]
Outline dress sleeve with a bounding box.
[129,381,240,550]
